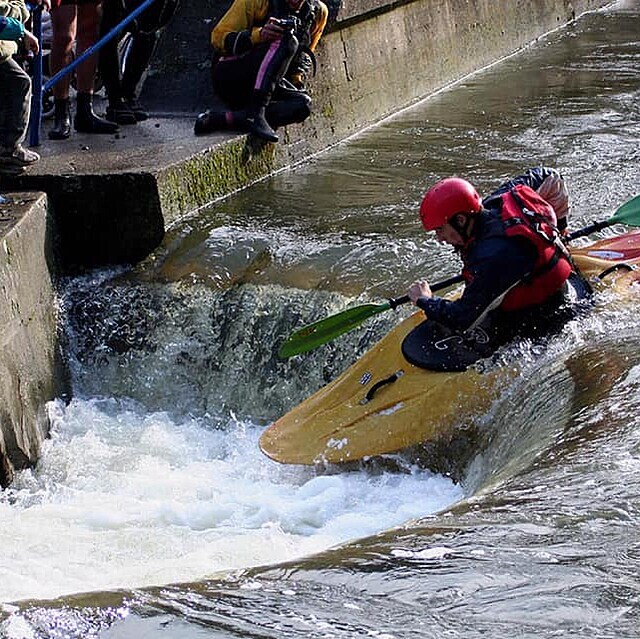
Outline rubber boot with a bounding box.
[74,92,119,134]
[242,90,278,143]
[124,97,149,122]
[106,98,138,125]
[48,98,71,140]
[194,109,228,135]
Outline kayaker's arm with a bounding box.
[412,237,537,332]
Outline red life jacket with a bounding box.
[495,184,573,311]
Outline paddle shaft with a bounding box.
[278,274,465,357]
[565,219,615,242]
[566,195,640,241]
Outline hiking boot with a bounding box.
[106,101,138,125]
[0,144,40,167]
[124,97,149,122]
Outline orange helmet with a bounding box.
[419,177,483,230]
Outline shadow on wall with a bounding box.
[141,0,343,115]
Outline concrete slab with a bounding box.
[30,104,234,177]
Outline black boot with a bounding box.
[124,96,149,122]
[74,92,119,134]
[48,98,71,140]
[241,90,278,143]
[106,99,138,125]
[194,109,228,135]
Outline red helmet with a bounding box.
[419,177,483,230]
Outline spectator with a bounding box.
[48,0,118,139]
[0,0,47,174]
[194,0,329,143]
[99,0,179,125]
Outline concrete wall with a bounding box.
[307,0,588,144]
[150,0,605,221]
[0,193,70,487]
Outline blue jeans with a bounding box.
[0,57,32,149]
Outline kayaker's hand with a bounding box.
[408,280,433,305]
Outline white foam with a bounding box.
[0,397,463,603]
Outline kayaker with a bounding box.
[407,169,589,342]
[194,0,329,143]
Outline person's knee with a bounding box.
[292,93,312,122]
[286,91,312,122]
[51,29,74,53]
[266,93,312,128]
[16,69,31,99]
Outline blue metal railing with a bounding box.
[28,0,158,146]
[28,5,43,147]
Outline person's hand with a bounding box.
[408,280,432,304]
[22,29,39,55]
[260,17,285,42]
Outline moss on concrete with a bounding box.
[157,137,278,222]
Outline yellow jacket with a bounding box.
[211,0,328,55]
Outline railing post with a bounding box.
[28,5,43,147]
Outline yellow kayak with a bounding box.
[260,233,640,465]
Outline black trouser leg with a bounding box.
[99,0,124,105]
[121,31,158,100]
[202,35,300,141]
[266,90,312,128]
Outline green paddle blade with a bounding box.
[566,194,640,241]
[279,275,464,358]
[610,194,640,225]
[278,300,392,358]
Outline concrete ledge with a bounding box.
[0,193,70,486]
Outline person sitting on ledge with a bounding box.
[194,0,328,143]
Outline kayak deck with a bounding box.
[261,234,640,465]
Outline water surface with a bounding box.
[2,2,640,637]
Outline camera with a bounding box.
[277,16,299,32]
